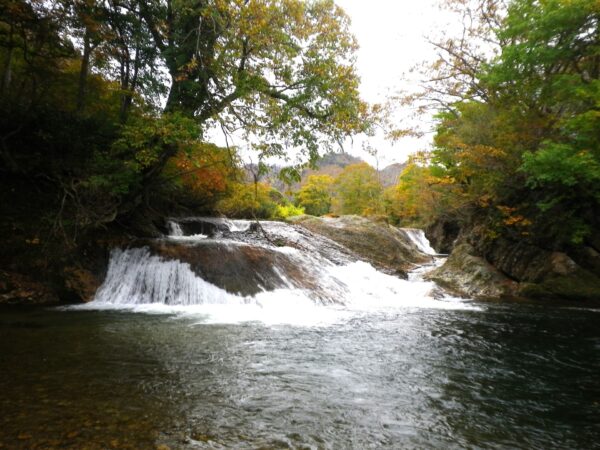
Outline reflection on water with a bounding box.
[0,303,599,449]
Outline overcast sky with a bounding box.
[333,0,453,166]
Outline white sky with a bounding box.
[334,0,453,166]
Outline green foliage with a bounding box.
[295,175,334,216]
[522,145,600,190]
[216,182,282,219]
[394,0,600,248]
[384,161,447,226]
[111,114,201,170]
[332,163,383,216]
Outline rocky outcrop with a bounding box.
[62,266,103,303]
[425,219,460,254]
[425,243,518,299]
[0,230,120,306]
[426,228,600,301]
[291,215,432,278]
[481,237,600,301]
[144,239,330,299]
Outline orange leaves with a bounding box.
[164,143,238,201]
[497,205,532,228]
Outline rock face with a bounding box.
[291,215,432,278]
[481,237,600,301]
[425,243,518,299]
[0,270,60,305]
[426,225,600,301]
[425,219,461,254]
[62,266,103,303]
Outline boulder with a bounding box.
[425,243,518,299]
[0,270,60,305]
[291,215,432,278]
[141,239,343,303]
[62,266,102,302]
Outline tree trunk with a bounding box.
[1,26,14,98]
[76,30,92,113]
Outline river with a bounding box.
[0,219,598,449]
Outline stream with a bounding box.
[0,218,598,449]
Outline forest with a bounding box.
[1,1,600,448]
[1,0,599,299]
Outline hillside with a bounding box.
[250,153,406,192]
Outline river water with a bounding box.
[0,220,599,449]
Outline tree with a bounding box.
[491,0,600,244]
[295,174,334,216]
[409,0,600,246]
[135,0,371,173]
[163,142,241,210]
[332,163,383,216]
[0,0,374,250]
[216,182,280,219]
[384,158,454,226]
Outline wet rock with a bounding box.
[63,266,101,302]
[291,215,431,278]
[176,218,230,237]
[425,243,518,299]
[0,270,60,306]
[142,240,339,302]
[425,219,461,254]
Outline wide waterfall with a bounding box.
[84,218,476,323]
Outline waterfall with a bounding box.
[167,220,184,237]
[402,228,438,255]
[82,218,477,323]
[94,248,240,306]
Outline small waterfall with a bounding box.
[402,228,438,255]
[167,220,184,237]
[94,248,240,305]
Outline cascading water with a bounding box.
[93,247,241,306]
[403,228,439,255]
[84,217,476,323]
[167,220,184,237]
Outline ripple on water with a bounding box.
[0,302,599,449]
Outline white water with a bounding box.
[166,220,208,241]
[403,228,438,255]
[80,219,479,325]
[167,220,184,236]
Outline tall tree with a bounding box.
[135,0,370,167]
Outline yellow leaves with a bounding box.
[478,194,493,208]
[497,205,532,227]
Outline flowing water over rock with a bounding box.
[88,217,453,322]
[0,218,598,449]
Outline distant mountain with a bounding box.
[245,152,406,193]
[379,162,407,188]
[316,152,363,168]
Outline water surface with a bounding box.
[0,302,598,449]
